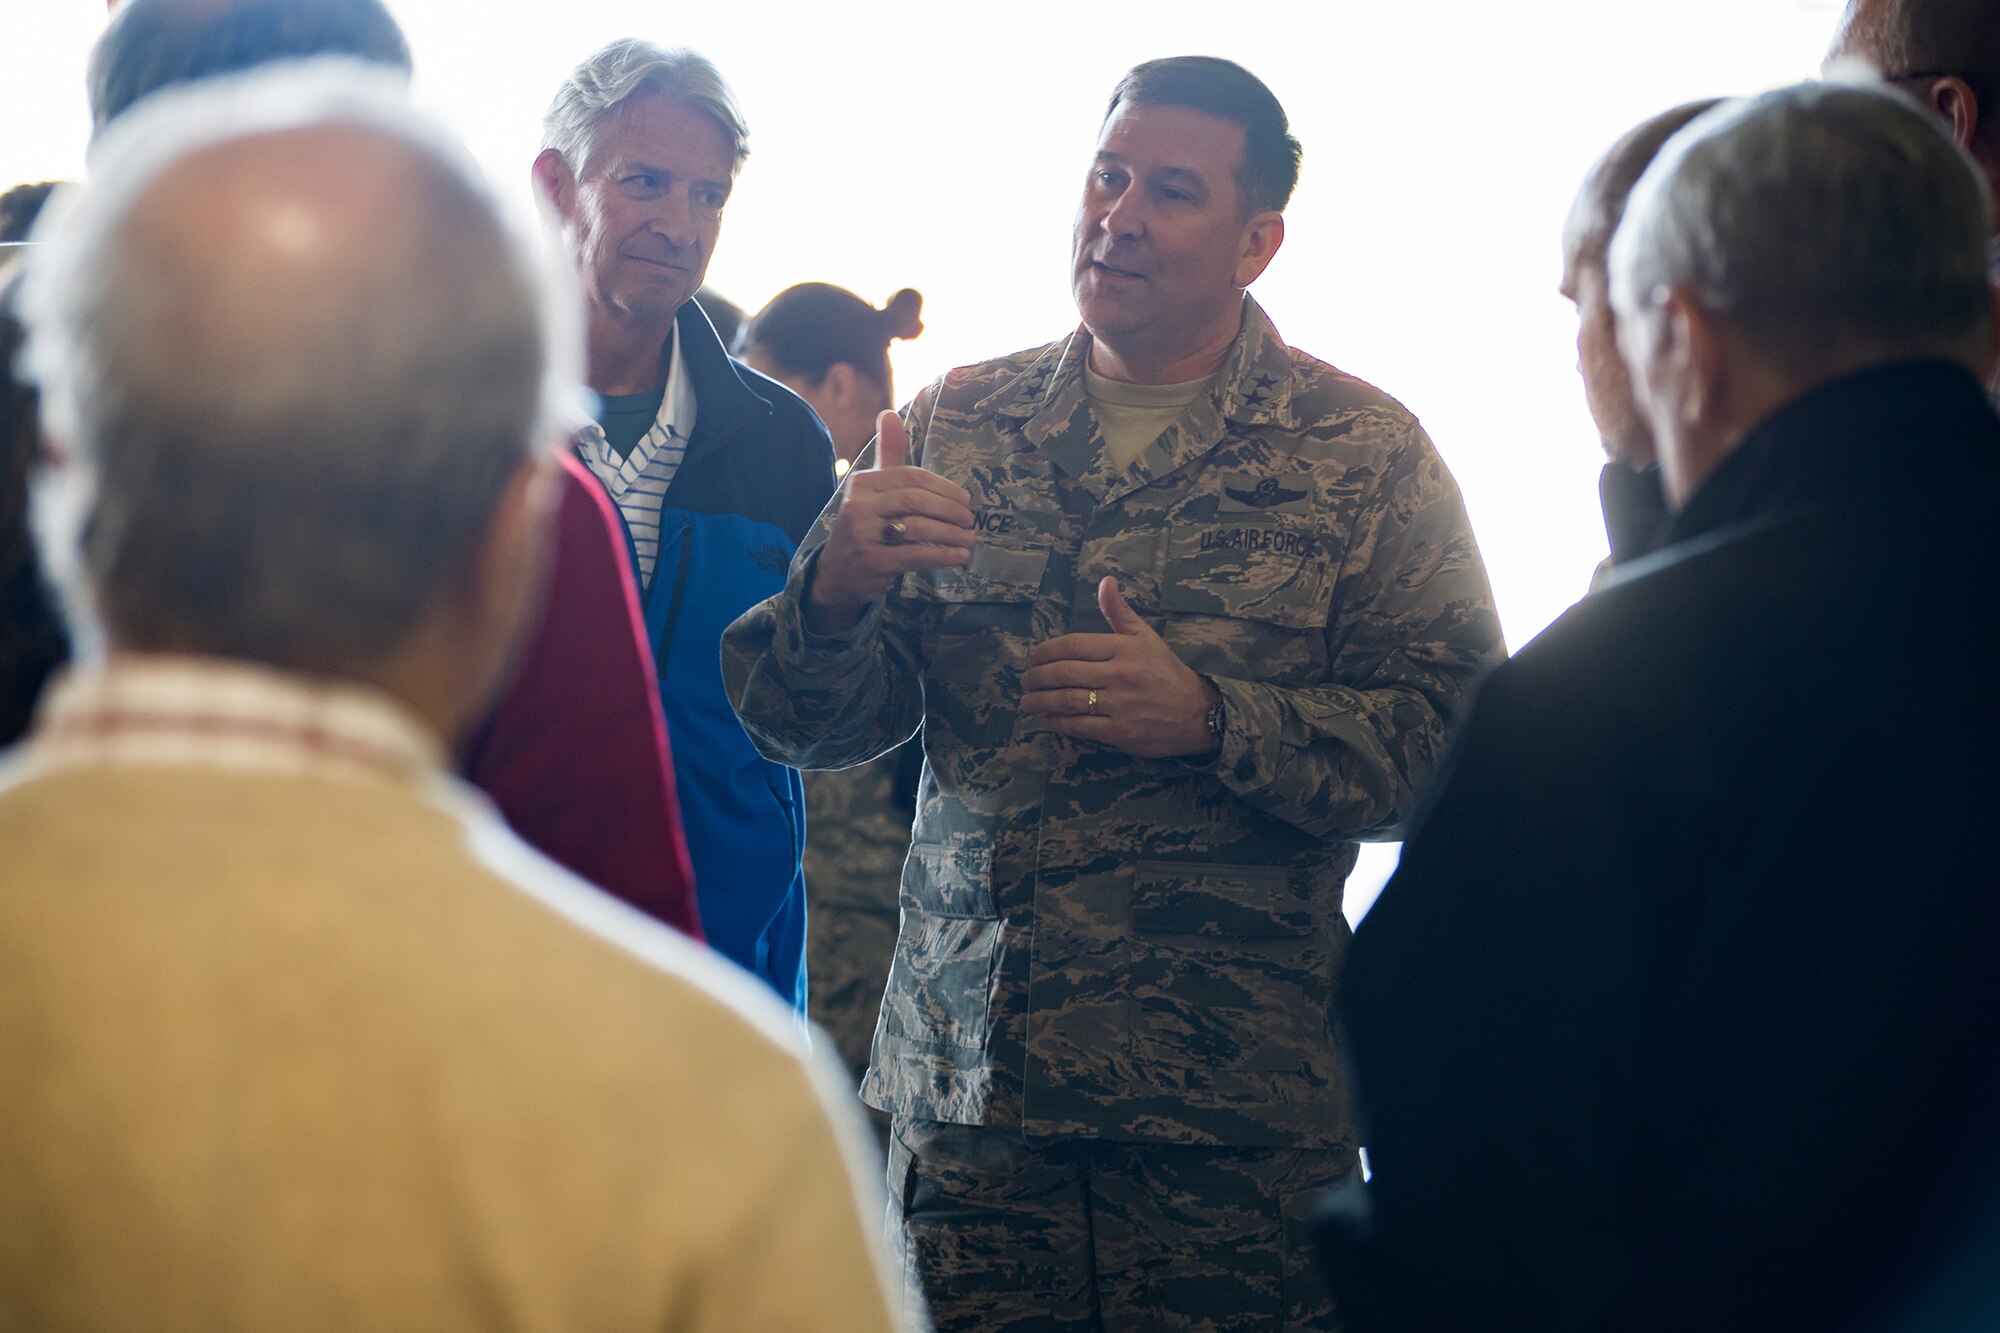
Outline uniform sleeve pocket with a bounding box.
[1132,860,1313,938]
[901,841,997,918]
[884,841,1001,1053]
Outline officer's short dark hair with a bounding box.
[1103,56,1303,216]
[89,0,412,136]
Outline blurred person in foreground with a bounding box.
[4,186,67,744]
[1322,81,2000,1332]
[725,55,1501,1330]
[533,40,837,1009]
[739,282,928,1129]
[83,0,701,937]
[1559,99,1721,582]
[0,66,897,1331]
[2,265,67,744]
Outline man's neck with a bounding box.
[1087,306,1242,386]
[587,305,680,396]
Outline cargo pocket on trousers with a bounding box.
[881,842,1002,1054]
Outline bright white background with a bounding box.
[2,0,1845,917]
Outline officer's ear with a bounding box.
[1235,211,1284,289]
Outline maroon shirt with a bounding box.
[459,452,701,939]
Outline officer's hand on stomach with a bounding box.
[805,410,975,634]
[1020,576,1223,759]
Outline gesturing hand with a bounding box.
[806,410,975,634]
[1019,577,1222,759]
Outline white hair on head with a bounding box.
[1608,79,1994,377]
[18,58,584,673]
[539,39,749,173]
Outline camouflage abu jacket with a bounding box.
[722,298,1503,1147]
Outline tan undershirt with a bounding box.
[1084,364,1214,474]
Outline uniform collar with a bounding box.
[974,294,1297,506]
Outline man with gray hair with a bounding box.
[1321,82,2000,1330]
[1559,98,1720,578]
[533,40,836,1009]
[0,67,899,1330]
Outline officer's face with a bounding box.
[1072,103,1279,360]
[540,93,734,327]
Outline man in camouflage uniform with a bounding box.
[724,55,1502,1331]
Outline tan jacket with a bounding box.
[0,661,900,1333]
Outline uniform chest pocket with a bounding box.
[1159,520,1336,629]
[923,541,1052,649]
[927,540,1051,605]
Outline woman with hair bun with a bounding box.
[740,284,923,470]
[740,283,924,1138]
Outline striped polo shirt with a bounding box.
[576,328,698,589]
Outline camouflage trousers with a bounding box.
[886,1118,1357,1331]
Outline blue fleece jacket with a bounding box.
[584,300,836,1011]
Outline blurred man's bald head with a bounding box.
[102,122,527,449]
[23,65,552,676]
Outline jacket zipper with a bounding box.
[653,532,697,678]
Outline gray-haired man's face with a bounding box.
[555,93,734,326]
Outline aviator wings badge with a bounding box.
[1222,476,1311,512]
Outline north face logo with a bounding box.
[749,544,790,577]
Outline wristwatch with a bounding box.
[1204,681,1227,746]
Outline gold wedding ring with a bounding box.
[883,518,909,546]
[1086,689,1098,714]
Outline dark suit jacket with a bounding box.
[1323,360,2000,1332]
